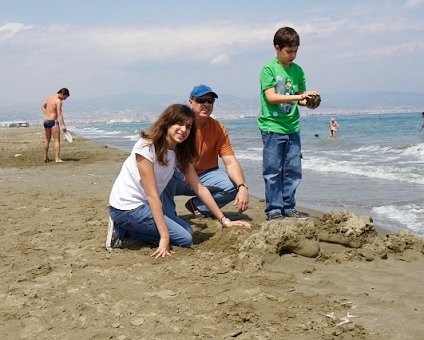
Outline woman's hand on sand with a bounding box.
[151,238,173,258]
[224,220,251,229]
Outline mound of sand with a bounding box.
[201,211,424,269]
[240,219,320,258]
[316,210,377,248]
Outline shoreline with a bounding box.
[0,126,404,238]
[1,126,424,339]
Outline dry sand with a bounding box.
[1,127,423,339]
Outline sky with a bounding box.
[1,0,424,107]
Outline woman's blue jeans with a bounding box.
[161,168,237,217]
[261,131,302,218]
[109,204,193,247]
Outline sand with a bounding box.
[1,127,423,339]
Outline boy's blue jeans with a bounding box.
[109,204,193,247]
[261,131,302,218]
[161,168,237,217]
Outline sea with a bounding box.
[72,112,424,237]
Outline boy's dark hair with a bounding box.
[57,88,70,97]
[273,27,300,49]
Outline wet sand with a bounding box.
[1,127,423,339]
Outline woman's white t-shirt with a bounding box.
[109,138,176,210]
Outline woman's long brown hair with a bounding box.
[140,104,198,171]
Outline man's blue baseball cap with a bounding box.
[189,85,218,99]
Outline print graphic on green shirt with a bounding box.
[276,75,295,113]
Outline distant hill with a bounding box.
[320,91,423,110]
[1,91,422,123]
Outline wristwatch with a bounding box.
[237,183,248,190]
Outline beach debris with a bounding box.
[14,153,23,158]
[325,312,337,320]
[336,312,359,326]
[340,300,354,308]
[225,330,243,338]
[130,316,145,326]
[323,311,359,327]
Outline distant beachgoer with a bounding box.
[329,118,339,138]
[41,88,70,162]
[106,104,250,257]
[420,112,424,131]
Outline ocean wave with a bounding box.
[352,143,424,159]
[372,204,424,236]
[107,119,136,124]
[235,149,263,161]
[303,158,424,185]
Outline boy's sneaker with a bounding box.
[283,210,309,220]
[105,217,122,251]
[267,212,285,221]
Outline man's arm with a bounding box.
[184,164,250,228]
[41,101,47,115]
[221,155,249,213]
[56,99,67,131]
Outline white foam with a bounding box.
[302,157,424,185]
[107,118,135,124]
[352,142,424,159]
[126,135,139,142]
[352,145,391,153]
[235,148,263,161]
[372,204,424,236]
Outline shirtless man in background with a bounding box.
[41,88,70,163]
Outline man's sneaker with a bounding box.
[184,198,197,217]
[283,210,309,220]
[267,212,285,221]
[185,198,207,218]
[105,217,122,251]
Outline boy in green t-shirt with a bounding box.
[257,27,320,220]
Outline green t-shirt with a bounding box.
[257,58,306,134]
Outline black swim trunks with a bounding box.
[43,120,58,129]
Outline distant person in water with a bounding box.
[41,88,70,162]
[420,112,424,131]
[329,117,339,138]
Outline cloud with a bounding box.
[210,54,230,65]
[0,2,423,105]
[0,22,33,39]
[405,0,424,8]
[86,23,270,64]
[338,41,424,59]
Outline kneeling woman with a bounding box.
[107,104,250,258]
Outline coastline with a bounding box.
[1,127,423,339]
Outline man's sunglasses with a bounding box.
[193,97,215,104]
